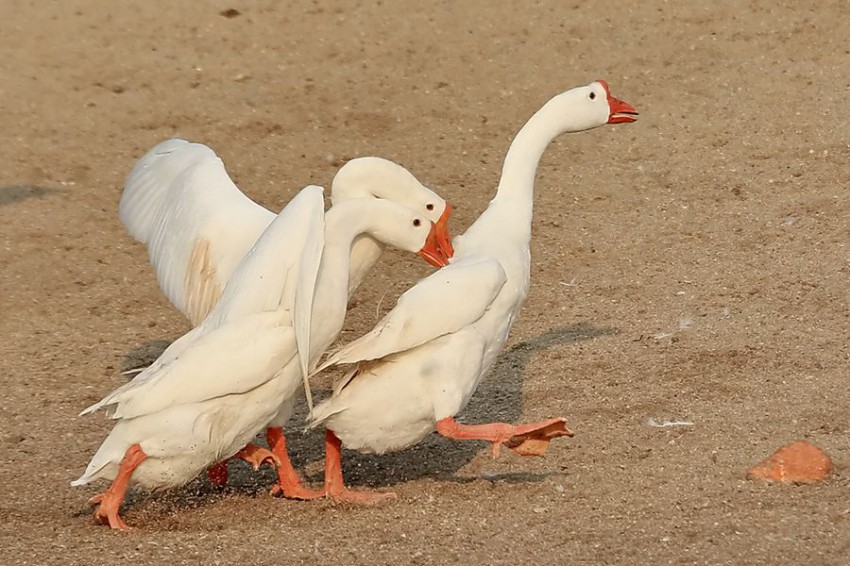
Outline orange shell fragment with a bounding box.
[747,441,832,484]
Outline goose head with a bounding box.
[545,80,638,133]
[331,156,454,258]
[353,199,451,268]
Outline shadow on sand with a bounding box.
[120,339,173,373]
[105,321,617,516]
[0,185,64,206]
[288,321,618,487]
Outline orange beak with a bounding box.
[419,222,451,268]
[597,79,638,124]
[608,96,638,124]
[434,203,454,258]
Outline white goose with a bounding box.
[73,186,450,529]
[308,80,638,501]
[120,139,454,327]
[118,140,454,494]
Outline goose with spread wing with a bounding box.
[73,186,450,528]
[120,141,453,326]
[118,141,455,494]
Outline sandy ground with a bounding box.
[2,0,849,564]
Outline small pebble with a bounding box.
[747,441,832,484]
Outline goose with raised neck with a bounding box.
[306,80,637,503]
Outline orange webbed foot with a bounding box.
[85,443,148,530]
[265,427,325,500]
[323,429,396,506]
[500,418,574,457]
[233,443,281,471]
[91,494,133,530]
[436,416,573,458]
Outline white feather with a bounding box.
[314,258,506,373]
[120,140,276,326]
[85,186,325,421]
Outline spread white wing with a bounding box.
[314,257,507,373]
[84,186,326,420]
[120,139,276,325]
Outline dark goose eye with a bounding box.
[413,219,421,227]
[426,203,434,211]
[589,91,596,100]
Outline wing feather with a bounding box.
[203,185,325,329]
[292,191,325,414]
[120,139,276,325]
[314,258,507,373]
[81,313,296,420]
[84,186,327,420]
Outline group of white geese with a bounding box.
[73,80,637,529]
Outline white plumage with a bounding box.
[119,140,453,326]
[307,82,637,498]
[74,184,450,527]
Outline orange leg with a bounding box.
[436,416,573,457]
[324,429,396,504]
[266,427,325,500]
[89,443,148,530]
[207,461,229,487]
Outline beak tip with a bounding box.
[434,203,455,259]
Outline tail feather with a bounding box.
[71,426,130,486]
[71,448,117,487]
[79,393,120,417]
[306,400,346,429]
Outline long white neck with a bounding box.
[346,235,384,296]
[308,201,412,363]
[330,156,432,294]
[465,91,593,248]
[498,99,571,200]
